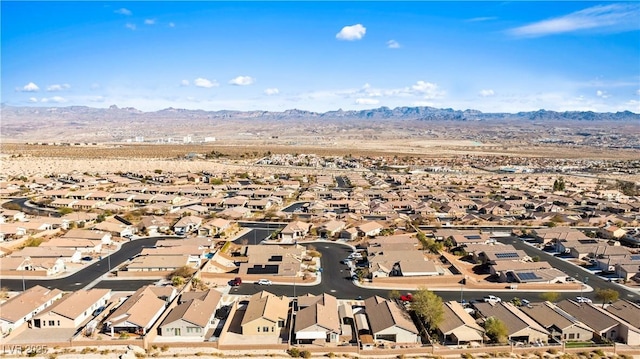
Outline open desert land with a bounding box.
[2,139,640,183]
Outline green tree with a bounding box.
[389,290,401,300]
[553,177,566,191]
[484,317,508,344]
[410,288,444,332]
[58,207,74,215]
[539,292,561,303]
[595,288,619,305]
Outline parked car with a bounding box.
[92,306,106,317]
[400,293,413,302]
[575,296,592,303]
[521,299,531,306]
[348,252,363,260]
[483,295,502,303]
[229,277,242,286]
[257,279,272,285]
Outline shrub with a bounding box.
[461,354,474,359]
[287,348,301,357]
[301,350,312,358]
[548,348,558,355]
[593,349,605,357]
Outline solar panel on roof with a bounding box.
[247,265,279,274]
[517,272,541,281]
[630,255,640,261]
[465,235,482,240]
[495,252,519,259]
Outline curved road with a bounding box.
[4,225,637,304]
[1,237,161,291]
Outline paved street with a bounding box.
[1,237,161,291]
[3,221,638,304]
[497,236,640,302]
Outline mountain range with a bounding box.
[2,104,639,123]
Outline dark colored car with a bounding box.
[229,277,242,286]
[92,306,106,316]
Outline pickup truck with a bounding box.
[229,277,242,286]
[483,295,502,303]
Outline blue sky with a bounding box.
[2,1,639,113]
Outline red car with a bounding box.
[400,293,413,302]
[229,277,242,286]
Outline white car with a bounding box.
[348,252,363,260]
[575,296,592,303]
[257,279,272,286]
[483,295,502,303]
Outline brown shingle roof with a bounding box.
[0,286,63,323]
[160,290,221,328]
[364,296,418,335]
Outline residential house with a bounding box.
[32,289,111,329]
[363,296,420,344]
[159,290,222,337]
[556,300,621,342]
[357,221,384,238]
[127,254,195,272]
[520,301,594,342]
[241,291,289,336]
[198,218,232,238]
[105,285,175,336]
[294,293,341,344]
[136,216,170,235]
[317,220,346,239]
[280,221,312,242]
[474,302,549,344]
[0,285,63,334]
[438,301,485,345]
[237,244,304,277]
[63,228,112,245]
[10,247,82,263]
[173,215,203,235]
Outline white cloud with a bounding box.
[229,76,255,86]
[46,83,70,92]
[144,19,156,25]
[355,98,379,105]
[636,89,640,95]
[264,88,280,95]
[90,83,101,90]
[479,89,495,97]
[336,24,366,41]
[20,82,40,92]
[180,80,190,87]
[466,17,498,22]
[194,78,218,88]
[40,96,67,103]
[509,3,640,37]
[28,97,38,103]
[114,8,132,16]
[596,90,610,98]
[386,40,401,49]
[125,23,136,31]
[169,22,175,28]
[408,81,444,99]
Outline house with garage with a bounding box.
[173,215,203,235]
[241,291,290,336]
[438,301,485,345]
[32,289,111,329]
[159,289,222,338]
[557,300,640,345]
[280,221,312,242]
[317,220,346,239]
[11,246,82,264]
[363,296,420,344]
[136,216,170,235]
[105,285,175,336]
[474,302,549,344]
[519,301,594,342]
[294,293,341,344]
[356,221,384,238]
[0,285,63,335]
